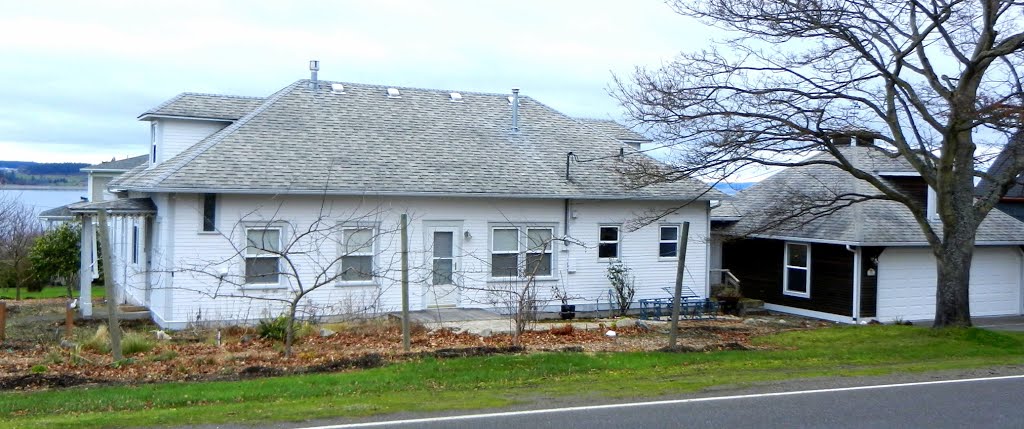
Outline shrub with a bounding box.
[146,350,178,362]
[121,332,155,356]
[81,325,111,354]
[257,315,289,341]
[607,260,636,316]
[30,365,47,374]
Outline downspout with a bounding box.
[846,244,862,323]
[563,198,575,274]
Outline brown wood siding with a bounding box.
[722,238,855,317]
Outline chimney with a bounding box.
[309,60,320,90]
[511,88,520,134]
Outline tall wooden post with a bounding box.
[669,221,690,349]
[400,214,411,352]
[0,302,7,343]
[96,210,123,361]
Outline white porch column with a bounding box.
[79,215,94,317]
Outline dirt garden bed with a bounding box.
[0,299,832,390]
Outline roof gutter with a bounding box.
[719,232,1024,247]
[110,186,725,202]
[137,114,237,122]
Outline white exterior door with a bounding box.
[424,226,461,308]
[876,247,1023,321]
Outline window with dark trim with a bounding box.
[202,193,217,232]
[783,242,811,297]
[598,226,620,259]
[659,225,679,257]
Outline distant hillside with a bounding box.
[0,161,89,187]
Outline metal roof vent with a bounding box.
[330,83,345,94]
[309,60,320,91]
[386,87,401,98]
[449,92,463,102]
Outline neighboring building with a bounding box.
[39,204,75,229]
[38,155,146,229]
[71,73,724,329]
[82,155,148,203]
[711,140,1024,323]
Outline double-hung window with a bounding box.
[783,242,811,297]
[245,227,281,285]
[490,226,555,278]
[659,225,679,258]
[340,227,375,282]
[598,226,620,259]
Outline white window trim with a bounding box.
[488,224,557,281]
[242,225,284,289]
[597,224,621,260]
[337,223,379,287]
[658,224,680,260]
[783,242,811,298]
[131,224,140,265]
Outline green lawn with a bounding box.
[3,325,1024,428]
[0,285,105,300]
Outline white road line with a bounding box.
[298,374,1024,429]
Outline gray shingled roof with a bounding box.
[713,145,1024,245]
[69,198,156,214]
[39,204,74,218]
[113,80,723,201]
[577,118,651,143]
[81,154,148,172]
[139,93,265,120]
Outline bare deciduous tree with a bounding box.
[615,0,1024,327]
[169,199,402,357]
[0,194,43,299]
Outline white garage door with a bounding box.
[876,247,1022,321]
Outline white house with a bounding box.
[38,155,146,229]
[71,69,724,329]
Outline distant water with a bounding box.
[0,188,87,216]
[713,182,755,195]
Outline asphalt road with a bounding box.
[297,375,1024,429]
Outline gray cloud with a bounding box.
[0,0,712,163]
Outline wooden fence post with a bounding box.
[0,302,7,343]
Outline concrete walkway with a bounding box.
[389,307,685,336]
[974,316,1024,332]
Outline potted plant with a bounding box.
[551,284,576,320]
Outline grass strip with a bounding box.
[3,325,1024,428]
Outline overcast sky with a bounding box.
[0,0,709,164]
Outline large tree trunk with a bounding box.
[934,246,973,327]
[933,222,976,328]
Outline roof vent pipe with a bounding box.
[309,60,320,91]
[511,88,520,134]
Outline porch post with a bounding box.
[79,214,94,317]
